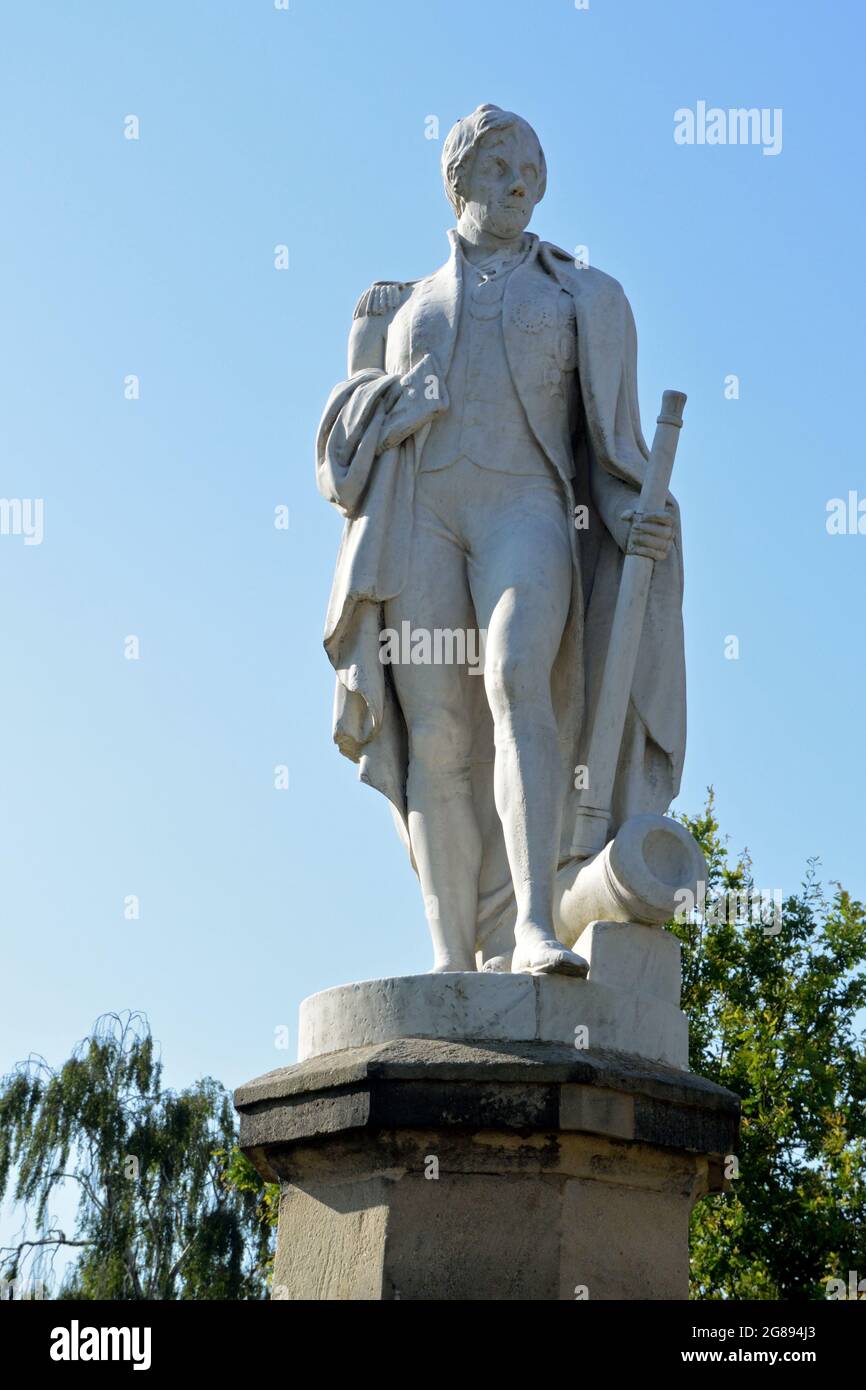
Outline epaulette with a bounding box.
[547,242,579,262]
[353,280,414,321]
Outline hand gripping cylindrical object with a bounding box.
[570,390,687,860]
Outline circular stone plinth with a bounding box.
[298,972,687,1070]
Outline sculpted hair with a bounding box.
[441,104,548,216]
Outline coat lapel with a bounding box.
[409,230,462,377]
[405,232,463,467]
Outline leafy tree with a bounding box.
[0,1012,277,1300]
[674,793,866,1300]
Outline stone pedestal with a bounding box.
[297,954,687,1069]
[236,953,740,1301]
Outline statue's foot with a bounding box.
[481,954,512,973]
[430,955,476,974]
[512,929,588,978]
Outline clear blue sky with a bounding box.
[1,0,864,1111]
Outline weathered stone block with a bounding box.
[236,1037,740,1301]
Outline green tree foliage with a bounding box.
[674,793,866,1300]
[0,1012,277,1300]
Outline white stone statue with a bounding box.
[316,104,698,979]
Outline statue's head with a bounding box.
[441,104,547,241]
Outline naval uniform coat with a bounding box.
[316,231,686,947]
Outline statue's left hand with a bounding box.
[621,507,675,561]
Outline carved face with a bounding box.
[459,123,542,240]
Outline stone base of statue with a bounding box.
[235,922,740,1301]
